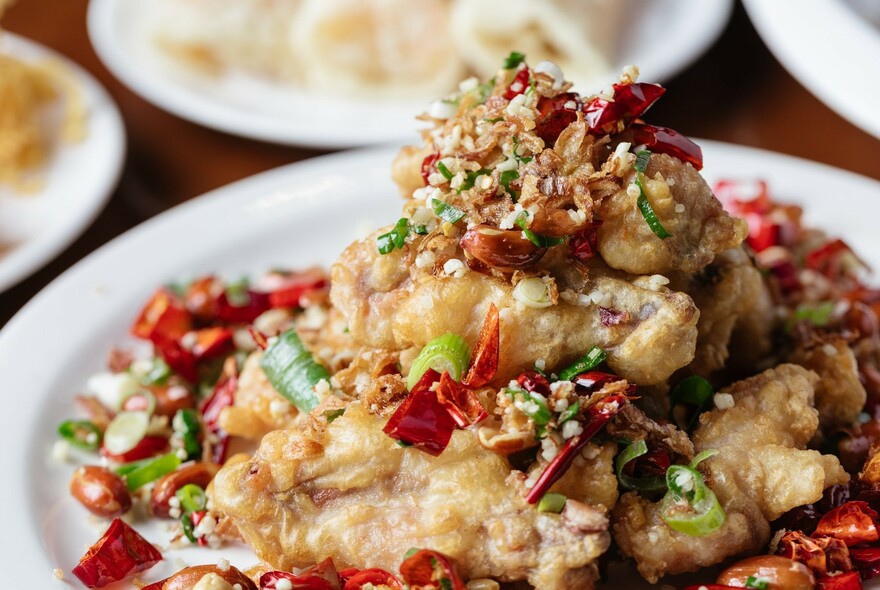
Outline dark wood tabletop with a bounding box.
[2,0,879,329]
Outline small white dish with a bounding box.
[0,33,125,293]
[0,141,878,588]
[743,0,880,141]
[87,0,732,148]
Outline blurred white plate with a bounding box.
[744,0,880,140]
[0,33,125,293]
[87,0,732,149]
[1,141,878,588]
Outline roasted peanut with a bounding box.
[159,564,257,590]
[151,384,197,418]
[460,225,545,272]
[151,462,219,518]
[716,555,815,590]
[69,465,131,518]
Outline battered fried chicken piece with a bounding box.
[597,153,748,276]
[789,335,867,429]
[213,403,611,589]
[330,234,698,385]
[668,246,775,378]
[613,365,848,582]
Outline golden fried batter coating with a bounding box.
[330,232,698,385]
[597,153,748,276]
[213,403,611,589]
[613,364,848,582]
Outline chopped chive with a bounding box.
[558,347,607,382]
[503,51,526,69]
[515,212,566,248]
[436,161,454,180]
[377,217,411,255]
[512,136,532,164]
[635,174,671,239]
[457,169,491,193]
[260,329,330,412]
[414,225,429,235]
[500,169,519,199]
[432,199,466,224]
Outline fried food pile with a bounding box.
[211,57,874,589]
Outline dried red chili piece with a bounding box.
[216,289,271,324]
[628,122,703,170]
[151,334,198,383]
[100,435,168,464]
[342,569,402,590]
[72,518,162,588]
[260,557,342,590]
[461,303,499,388]
[399,549,466,590]
[598,307,629,327]
[383,369,456,456]
[262,269,328,309]
[190,327,233,361]
[569,221,602,263]
[777,530,831,575]
[534,92,581,145]
[815,501,880,546]
[850,547,880,579]
[525,393,629,503]
[583,83,665,133]
[184,276,222,321]
[571,371,621,395]
[131,289,192,342]
[421,153,441,186]
[503,67,530,100]
[817,571,863,590]
[713,179,772,216]
[814,536,854,574]
[516,370,552,397]
[436,371,488,428]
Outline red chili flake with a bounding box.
[598,307,628,326]
[627,122,703,170]
[778,530,832,575]
[399,549,466,590]
[100,435,168,464]
[583,83,665,134]
[72,518,162,588]
[260,269,328,309]
[342,569,403,590]
[260,557,341,590]
[383,369,456,456]
[461,303,499,388]
[216,289,271,324]
[131,289,192,342]
[815,501,880,546]
[421,153,441,186]
[525,393,629,503]
[516,371,552,397]
[817,571,863,590]
[534,92,581,145]
[151,335,198,383]
[436,371,488,428]
[200,360,238,430]
[569,221,603,263]
[503,67,530,100]
[850,547,880,579]
[571,371,621,395]
[184,276,223,321]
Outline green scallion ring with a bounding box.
[57,420,102,451]
[558,347,607,382]
[119,452,181,491]
[175,484,207,514]
[537,492,567,514]
[615,439,667,492]
[407,333,471,390]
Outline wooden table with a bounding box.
[2,0,879,328]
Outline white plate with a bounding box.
[86,0,732,149]
[2,141,878,589]
[743,0,880,141]
[0,33,125,294]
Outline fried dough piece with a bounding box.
[789,335,867,429]
[213,403,611,589]
[597,153,748,276]
[613,365,848,582]
[330,234,698,385]
[669,246,775,378]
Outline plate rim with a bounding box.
[3,139,880,586]
[0,32,126,293]
[86,0,732,149]
[742,0,880,140]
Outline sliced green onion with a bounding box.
[513,277,552,309]
[173,408,201,460]
[512,136,532,164]
[634,149,651,174]
[792,301,835,327]
[635,174,671,239]
[515,212,566,248]
[500,169,519,200]
[669,375,714,431]
[615,440,667,492]
[225,277,251,306]
[260,329,331,412]
[745,575,770,590]
[503,51,526,69]
[431,199,466,224]
[324,408,345,423]
[118,452,181,491]
[537,492,567,514]
[129,357,171,386]
[557,402,579,425]
[407,333,471,390]
[558,347,607,382]
[436,161,454,180]
[58,420,101,451]
[120,389,157,416]
[377,218,411,255]
[458,169,491,193]
[659,450,724,536]
[175,484,207,513]
[181,512,197,543]
[507,387,552,426]
[103,411,150,456]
